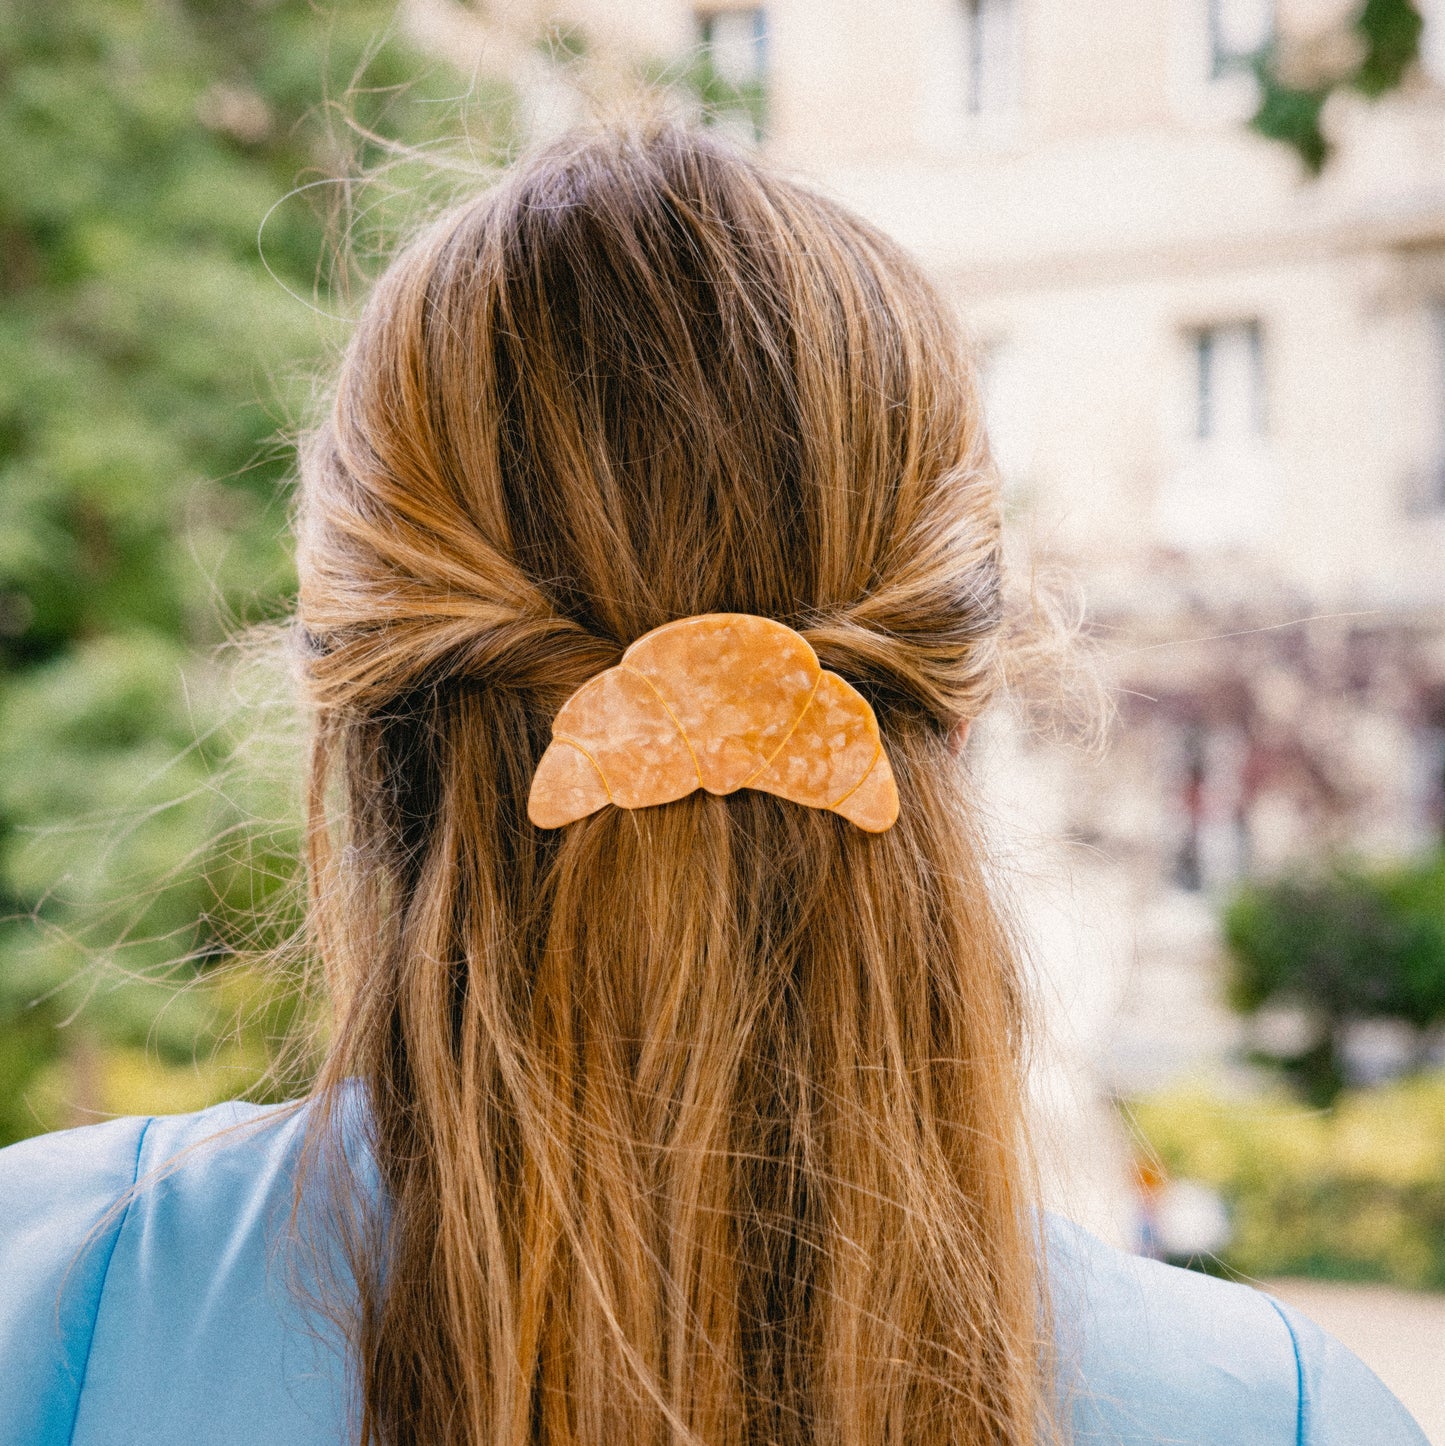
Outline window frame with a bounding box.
[1191,318,1268,444]
[1206,0,1275,80]
[958,0,1023,123]
[693,4,769,142]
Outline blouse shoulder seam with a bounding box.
[64,1115,154,1446]
[1266,1294,1307,1446]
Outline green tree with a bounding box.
[1224,853,1445,1106]
[0,0,514,1144]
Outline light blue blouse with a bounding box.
[0,1098,1430,1445]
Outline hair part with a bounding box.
[296,119,1059,1446]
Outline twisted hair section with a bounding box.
[296,120,1061,1446]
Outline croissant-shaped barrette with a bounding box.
[527,614,898,833]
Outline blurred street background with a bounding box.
[2,0,1443,1434]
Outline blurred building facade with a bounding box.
[716,0,1445,1093]
[410,0,1445,1112]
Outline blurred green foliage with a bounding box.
[1248,0,1424,173]
[1223,854,1445,1106]
[0,0,511,1146]
[1131,1073,1445,1289]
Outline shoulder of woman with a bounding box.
[0,1114,152,1446]
[0,1100,314,1446]
[1045,1213,1429,1445]
[1267,1294,1431,1446]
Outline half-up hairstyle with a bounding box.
[297,120,1055,1446]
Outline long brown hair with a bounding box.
[296,120,1055,1446]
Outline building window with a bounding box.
[1411,300,1445,511]
[961,0,1020,116]
[978,336,1033,495]
[1193,320,1266,442]
[1424,0,1445,86]
[696,7,767,139]
[699,7,766,87]
[1174,724,1208,891]
[1156,318,1275,550]
[1172,722,1252,892]
[1413,718,1445,847]
[1207,0,1273,78]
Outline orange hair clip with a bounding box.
[527,614,898,833]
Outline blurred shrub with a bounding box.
[1224,852,1445,1106]
[1129,1074,1445,1289]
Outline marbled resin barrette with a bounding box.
[527,613,898,833]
